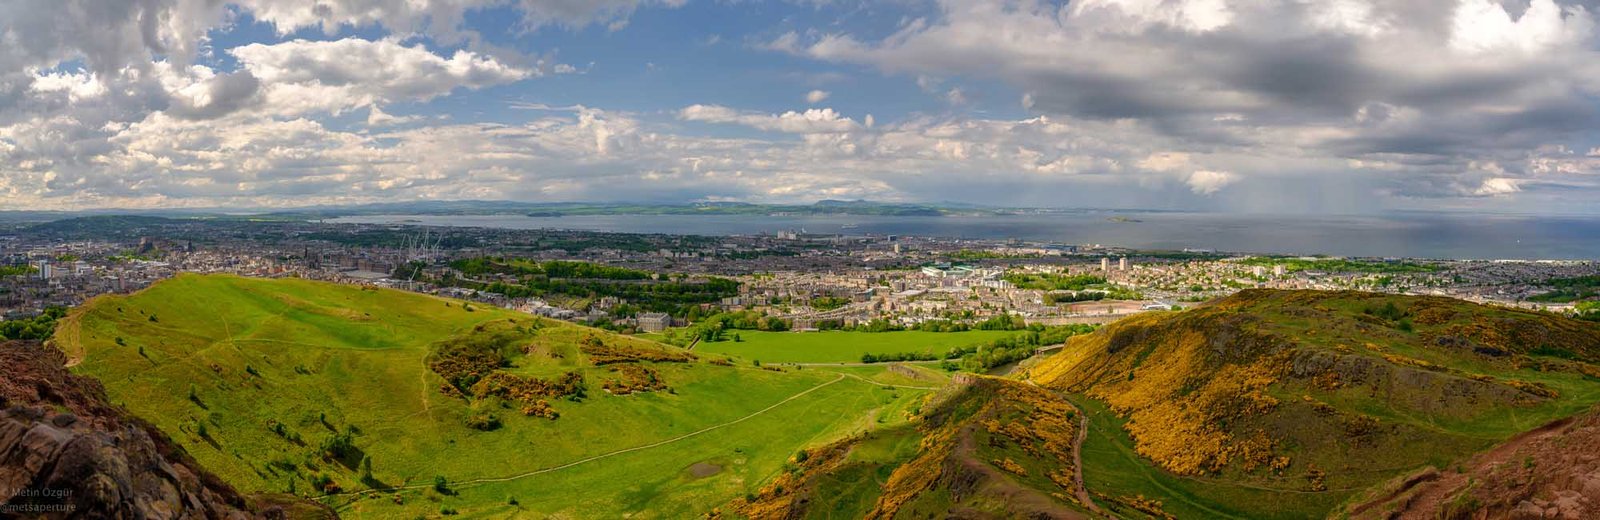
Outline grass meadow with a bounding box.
[58,274,942,518]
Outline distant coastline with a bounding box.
[326,212,1600,261]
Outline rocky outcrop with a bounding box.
[1346,406,1600,520]
[0,340,332,519]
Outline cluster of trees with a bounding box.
[860,350,946,363]
[907,320,971,332]
[661,311,787,346]
[1237,256,1440,274]
[0,306,65,341]
[807,314,1033,334]
[1003,272,1106,291]
[859,323,1098,371]
[808,296,850,311]
[1575,301,1599,322]
[1044,291,1107,304]
[440,257,739,318]
[1528,276,1600,303]
[451,257,653,280]
[319,426,361,466]
[0,265,37,278]
[946,249,1039,260]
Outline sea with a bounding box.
[327,211,1600,260]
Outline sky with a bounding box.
[2,0,1600,214]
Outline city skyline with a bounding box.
[4,0,1600,215]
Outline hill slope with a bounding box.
[1025,289,1600,518]
[55,274,934,518]
[0,340,331,519]
[724,374,1095,519]
[1343,404,1600,519]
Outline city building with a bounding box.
[637,312,672,333]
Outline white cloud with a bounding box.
[1071,0,1234,33]
[1186,170,1238,195]
[29,70,106,102]
[229,38,530,116]
[1137,152,1191,172]
[679,104,860,134]
[1473,177,1522,196]
[766,0,1600,203]
[2,0,1599,212]
[1448,0,1592,54]
[367,105,421,127]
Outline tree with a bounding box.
[360,456,374,483]
[433,475,451,494]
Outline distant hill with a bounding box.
[273,199,966,218]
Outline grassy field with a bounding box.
[691,329,1023,364]
[57,274,942,518]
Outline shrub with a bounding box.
[433,475,451,494]
[320,430,358,461]
[466,412,502,431]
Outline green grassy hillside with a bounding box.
[1025,289,1600,519]
[56,274,939,518]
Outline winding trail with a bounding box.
[838,372,943,391]
[1067,399,1105,517]
[1025,379,1108,518]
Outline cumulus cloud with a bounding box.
[229,38,530,115]
[0,0,679,209]
[0,97,1207,209]
[679,104,860,134]
[1473,177,1523,196]
[769,0,1600,201]
[1186,170,1238,195]
[3,0,1599,212]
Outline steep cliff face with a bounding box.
[0,340,331,519]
